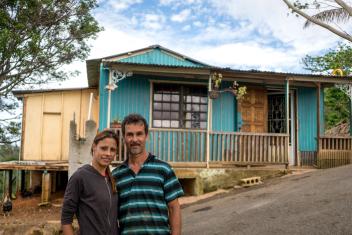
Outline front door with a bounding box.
[267,92,296,165]
[238,88,267,133]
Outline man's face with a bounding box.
[124,123,148,156]
[92,137,117,168]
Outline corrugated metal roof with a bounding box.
[103,46,207,68]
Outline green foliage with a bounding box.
[302,43,352,75]
[0,144,19,161]
[324,87,350,129]
[303,43,352,129]
[0,0,102,144]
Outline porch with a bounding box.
[113,128,289,168]
[113,128,352,169]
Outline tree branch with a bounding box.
[282,0,352,42]
[335,0,352,16]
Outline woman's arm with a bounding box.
[61,173,81,234]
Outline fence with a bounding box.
[318,136,352,169]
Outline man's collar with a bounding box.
[121,153,154,167]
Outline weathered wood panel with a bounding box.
[317,136,352,168]
[21,89,99,161]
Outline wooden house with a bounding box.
[87,45,352,168]
[1,45,351,201]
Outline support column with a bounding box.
[206,74,213,168]
[40,170,51,205]
[350,99,352,136]
[317,83,321,151]
[285,79,290,169]
[8,170,13,198]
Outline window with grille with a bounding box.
[152,83,208,129]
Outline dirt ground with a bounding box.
[0,188,232,234]
[0,169,314,234]
[0,192,65,234]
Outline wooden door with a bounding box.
[238,88,267,132]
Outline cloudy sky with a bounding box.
[58,0,347,88]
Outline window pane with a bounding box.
[171,103,179,111]
[200,122,207,129]
[154,102,162,110]
[186,95,192,102]
[192,96,200,103]
[185,112,191,119]
[171,95,179,102]
[201,97,208,103]
[153,120,161,127]
[162,120,170,127]
[192,104,199,112]
[162,112,171,119]
[153,111,162,119]
[154,94,162,101]
[191,113,200,121]
[171,121,179,128]
[162,103,170,110]
[200,113,207,120]
[171,112,179,119]
[185,121,191,128]
[163,94,170,101]
[186,104,192,111]
[200,105,207,112]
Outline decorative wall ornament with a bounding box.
[105,69,133,91]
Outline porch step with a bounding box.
[240,176,262,187]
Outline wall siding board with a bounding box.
[297,87,317,151]
[212,82,236,132]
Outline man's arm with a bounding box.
[168,198,181,235]
[62,224,75,235]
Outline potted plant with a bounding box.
[110,117,122,129]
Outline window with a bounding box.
[152,83,208,129]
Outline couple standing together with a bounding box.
[61,113,184,235]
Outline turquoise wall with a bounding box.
[99,69,237,133]
[99,70,150,129]
[297,87,318,151]
[212,81,236,131]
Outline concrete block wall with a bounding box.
[68,120,97,177]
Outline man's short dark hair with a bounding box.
[121,113,149,136]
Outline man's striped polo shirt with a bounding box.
[112,154,184,235]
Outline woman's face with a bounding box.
[92,137,117,169]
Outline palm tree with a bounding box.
[282,0,352,42]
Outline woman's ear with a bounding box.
[91,144,97,155]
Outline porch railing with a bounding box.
[113,128,289,166]
[318,136,352,168]
[210,132,289,165]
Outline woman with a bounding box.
[61,129,119,235]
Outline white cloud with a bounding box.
[52,0,347,89]
[182,25,191,31]
[208,0,339,52]
[171,9,191,22]
[107,0,143,11]
[193,21,202,27]
[142,13,166,30]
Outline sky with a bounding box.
[56,0,348,88]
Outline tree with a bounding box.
[282,0,352,42]
[302,43,352,129]
[0,0,102,144]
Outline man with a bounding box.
[112,113,184,235]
